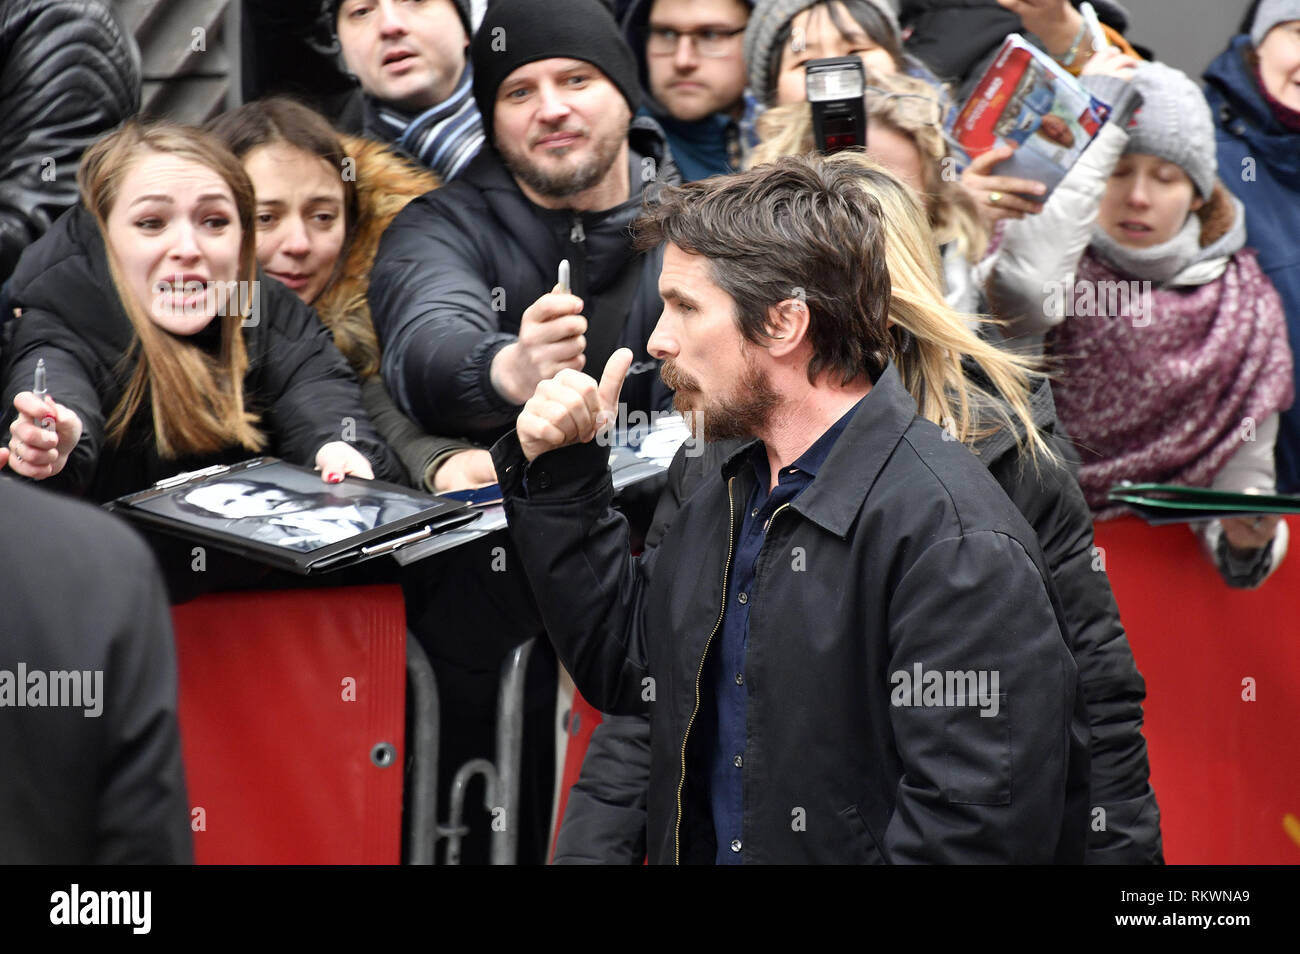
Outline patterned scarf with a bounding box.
[1048,227,1295,519]
[364,64,484,182]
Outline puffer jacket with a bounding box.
[0,0,140,284]
[313,136,477,490]
[493,362,1090,864]
[1,204,402,503]
[554,372,1162,865]
[368,117,678,445]
[1205,35,1300,494]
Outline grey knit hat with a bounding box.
[744,0,900,105]
[1123,61,1217,200]
[1251,0,1300,46]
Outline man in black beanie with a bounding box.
[366,0,680,864]
[332,0,484,181]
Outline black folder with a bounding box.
[105,457,477,574]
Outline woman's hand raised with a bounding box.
[6,391,82,479]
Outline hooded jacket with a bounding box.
[1205,34,1300,494]
[492,362,1089,864]
[368,117,678,446]
[0,0,140,283]
[1,204,402,503]
[621,0,753,182]
[554,372,1162,865]
[313,136,478,490]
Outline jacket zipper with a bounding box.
[675,475,736,864]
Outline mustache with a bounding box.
[659,359,699,393]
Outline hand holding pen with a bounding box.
[4,358,84,480]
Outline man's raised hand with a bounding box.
[518,348,633,462]
[490,284,589,405]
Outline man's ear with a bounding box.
[765,297,810,358]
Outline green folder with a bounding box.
[1107,483,1300,525]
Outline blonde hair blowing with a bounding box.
[78,121,265,459]
[750,71,988,263]
[749,125,1050,461]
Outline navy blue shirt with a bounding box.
[703,398,864,863]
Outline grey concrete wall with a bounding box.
[1123,0,1253,80]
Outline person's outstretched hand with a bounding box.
[315,441,375,483]
[6,390,82,479]
[961,145,1047,226]
[490,283,589,406]
[517,348,633,463]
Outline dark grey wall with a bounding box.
[1123,0,1253,80]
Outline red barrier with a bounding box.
[550,690,604,863]
[172,585,407,864]
[1093,516,1300,864]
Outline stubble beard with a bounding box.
[499,124,624,199]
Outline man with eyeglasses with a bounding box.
[622,0,758,181]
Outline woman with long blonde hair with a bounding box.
[2,120,400,503]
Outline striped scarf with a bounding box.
[364,64,484,182]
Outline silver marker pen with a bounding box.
[33,358,53,430]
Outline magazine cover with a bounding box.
[948,33,1112,194]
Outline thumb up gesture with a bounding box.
[517,348,633,462]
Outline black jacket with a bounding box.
[554,374,1162,864]
[368,117,678,445]
[0,476,191,863]
[493,363,1089,864]
[0,0,140,284]
[1,205,402,503]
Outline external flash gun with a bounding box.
[806,56,867,154]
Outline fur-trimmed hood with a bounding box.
[313,136,439,377]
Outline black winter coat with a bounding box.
[0,477,191,863]
[493,363,1090,864]
[1,205,402,503]
[555,374,1162,864]
[0,0,140,283]
[368,117,677,445]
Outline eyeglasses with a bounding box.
[647,26,746,58]
[865,85,946,128]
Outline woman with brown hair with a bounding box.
[1,119,400,502]
[206,96,494,492]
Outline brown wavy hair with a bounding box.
[205,97,380,374]
[78,120,265,458]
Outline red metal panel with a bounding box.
[549,690,603,863]
[1092,516,1300,863]
[172,585,407,864]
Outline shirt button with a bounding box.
[734,672,744,686]
[730,839,742,853]
[737,591,748,604]
[733,754,743,768]
[751,508,759,517]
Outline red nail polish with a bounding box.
[326,472,342,483]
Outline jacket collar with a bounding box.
[718,361,918,539]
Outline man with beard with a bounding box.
[368,0,676,446]
[366,0,678,864]
[488,155,1087,864]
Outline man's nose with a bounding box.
[377,0,407,37]
[673,35,699,71]
[647,313,676,360]
[537,82,572,124]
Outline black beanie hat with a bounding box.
[471,0,640,145]
[329,0,473,38]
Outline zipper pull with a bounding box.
[569,215,585,245]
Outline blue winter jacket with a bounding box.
[1205,35,1300,492]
